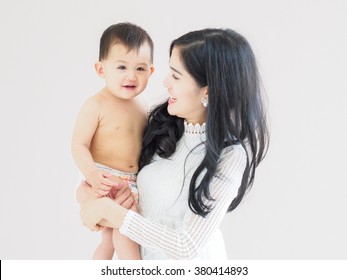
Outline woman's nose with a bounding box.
[163,74,170,88]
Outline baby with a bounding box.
[71,22,154,259]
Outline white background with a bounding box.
[0,0,346,259]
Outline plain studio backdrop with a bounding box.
[0,0,346,259]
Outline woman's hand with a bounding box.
[113,184,135,209]
[78,177,132,231]
[76,176,127,205]
[80,190,129,231]
[80,196,114,231]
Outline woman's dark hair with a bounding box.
[139,28,269,217]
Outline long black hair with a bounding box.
[139,28,269,217]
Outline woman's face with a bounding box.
[163,47,207,125]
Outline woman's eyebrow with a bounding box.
[170,66,183,76]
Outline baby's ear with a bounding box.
[150,65,155,75]
[94,61,105,78]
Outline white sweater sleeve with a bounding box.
[119,145,247,259]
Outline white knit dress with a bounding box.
[119,122,247,259]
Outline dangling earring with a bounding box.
[201,96,208,107]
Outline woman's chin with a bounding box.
[167,106,176,116]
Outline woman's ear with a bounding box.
[94,61,105,78]
[201,86,208,99]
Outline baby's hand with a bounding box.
[86,170,123,197]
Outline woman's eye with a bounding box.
[172,74,179,80]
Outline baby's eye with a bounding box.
[117,65,126,70]
[137,67,146,71]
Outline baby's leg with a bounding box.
[92,228,115,260]
[113,229,141,260]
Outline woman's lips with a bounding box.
[168,97,177,105]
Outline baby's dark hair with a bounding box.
[99,22,154,62]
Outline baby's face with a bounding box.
[100,43,154,100]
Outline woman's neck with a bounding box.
[184,120,206,134]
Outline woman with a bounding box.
[79,28,269,259]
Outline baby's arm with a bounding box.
[71,97,117,197]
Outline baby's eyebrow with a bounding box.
[114,60,149,66]
[136,63,150,66]
[115,60,127,63]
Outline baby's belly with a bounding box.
[91,141,140,172]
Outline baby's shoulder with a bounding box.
[84,92,119,114]
[82,93,104,108]
[77,94,104,117]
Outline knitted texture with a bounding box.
[119,122,247,259]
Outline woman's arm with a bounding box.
[80,196,127,230]
[119,145,247,259]
[80,145,246,259]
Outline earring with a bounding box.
[201,96,208,107]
